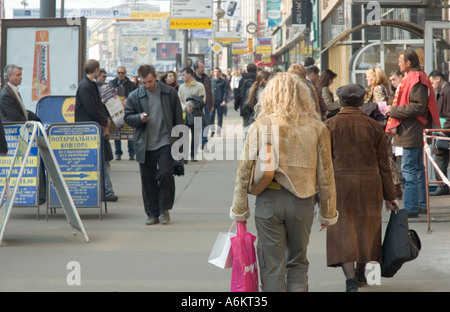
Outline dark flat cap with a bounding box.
[336,83,366,107]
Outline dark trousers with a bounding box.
[435,150,449,191]
[139,145,175,218]
[188,124,203,160]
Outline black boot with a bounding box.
[346,278,358,292]
[355,271,367,287]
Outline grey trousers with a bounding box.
[255,187,315,292]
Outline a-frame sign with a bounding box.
[0,121,89,245]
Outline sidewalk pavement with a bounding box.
[0,108,450,292]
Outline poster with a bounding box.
[47,123,101,208]
[2,19,86,112]
[0,124,40,207]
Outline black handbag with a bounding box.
[381,206,421,278]
[173,160,185,177]
[436,139,450,150]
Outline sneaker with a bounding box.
[115,155,122,160]
[160,210,170,225]
[146,216,159,225]
[129,155,135,161]
[106,194,118,202]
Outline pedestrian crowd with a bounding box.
[0,49,445,292]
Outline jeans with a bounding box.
[401,147,427,212]
[115,140,135,157]
[209,102,225,135]
[103,160,115,198]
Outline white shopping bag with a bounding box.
[208,223,236,269]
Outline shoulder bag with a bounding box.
[247,117,276,196]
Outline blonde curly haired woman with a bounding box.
[230,73,338,292]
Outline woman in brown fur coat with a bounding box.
[326,83,398,292]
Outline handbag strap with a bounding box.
[259,116,273,145]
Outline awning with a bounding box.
[318,19,450,57]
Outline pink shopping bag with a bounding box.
[230,221,259,292]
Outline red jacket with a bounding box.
[386,70,440,135]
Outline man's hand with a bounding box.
[140,112,149,123]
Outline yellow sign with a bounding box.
[212,43,223,53]
[130,12,170,19]
[257,45,272,55]
[216,38,242,43]
[170,19,213,29]
[232,48,247,55]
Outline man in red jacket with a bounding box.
[385,50,440,218]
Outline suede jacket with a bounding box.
[230,115,338,225]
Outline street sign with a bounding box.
[0,122,89,246]
[215,31,242,42]
[212,42,223,54]
[170,0,213,18]
[0,124,40,207]
[170,19,213,29]
[47,123,102,217]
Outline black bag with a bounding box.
[381,207,421,278]
[436,139,450,150]
[173,160,185,177]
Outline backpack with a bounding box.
[239,78,255,116]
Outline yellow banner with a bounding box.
[131,12,170,19]
[257,45,272,55]
[49,135,99,150]
[170,19,213,29]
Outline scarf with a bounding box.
[385,70,440,134]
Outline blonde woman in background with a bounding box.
[230,73,338,292]
[366,68,391,104]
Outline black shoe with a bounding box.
[407,211,419,218]
[419,208,427,214]
[146,216,159,225]
[346,278,358,292]
[431,189,450,196]
[115,155,122,160]
[355,272,367,287]
[129,155,135,161]
[106,195,118,202]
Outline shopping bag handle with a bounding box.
[236,221,247,236]
[228,221,236,234]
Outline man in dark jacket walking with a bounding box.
[124,65,183,225]
[110,66,138,160]
[210,68,228,136]
[234,63,257,136]
[75,59,118,202]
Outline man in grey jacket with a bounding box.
[124,65,183,225]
